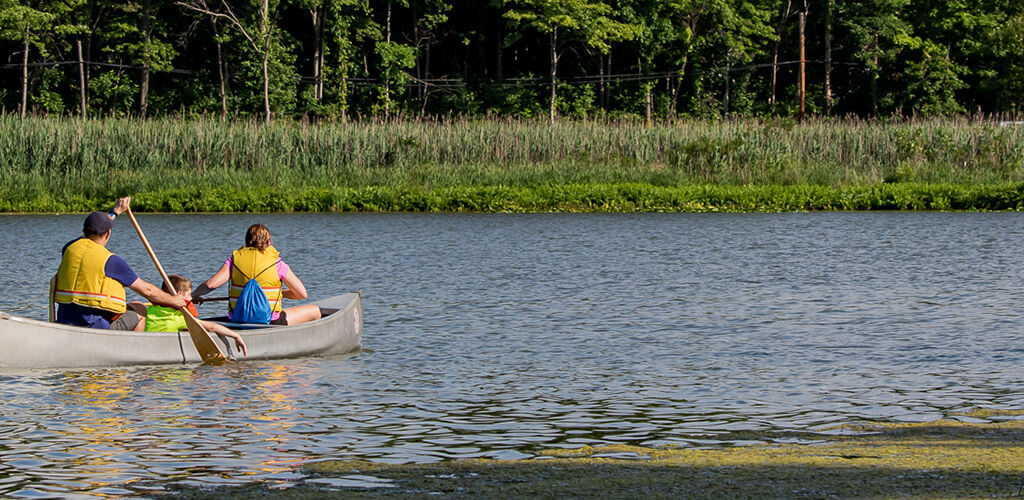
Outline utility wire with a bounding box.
[0,58,864,89]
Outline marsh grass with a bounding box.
[2,115,1023,211]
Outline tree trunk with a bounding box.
[770,48,778,110]
[384,0,392,118]
[262,0,271,124]
[413,9,421,105]
[723,53,731,117]
[263,51,271,124]
[799,11,806,122]
[872,38,879,115]
[640,54,651,124]
[77,39,87,119]
[140,65,150,118]
[420,41,432,116]
[668,58,687,120]
[340,48,348,121]
[311,9,323,102]
[606,50,612,112]
[21,37,29,119]
[496,28,503,81]
[549,29,557,123]
[139,1,151,119]
[645,85,653,126]
[212,19,228,119]
[825,0,833,114]
[770,0,792,111]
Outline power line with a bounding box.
[0,58,864,89]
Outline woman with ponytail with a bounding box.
[193,224,322,325]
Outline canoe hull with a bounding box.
[0,292,362,369]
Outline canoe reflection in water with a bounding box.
[46,361,344,491]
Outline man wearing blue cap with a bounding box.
[53,196,186,330]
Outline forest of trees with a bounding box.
[1,0,1022,122]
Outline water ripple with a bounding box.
[2,212,1024,495]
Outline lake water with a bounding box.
[2,212,1024,496]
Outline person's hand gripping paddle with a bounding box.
[125,207,228,365]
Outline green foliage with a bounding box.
[480,82,544,118]
[89,71,137,115]
[4,182,1024,213]
[0,0,55,48]
[983,12,1024,111]
[32,66,65,113]
[236,35,300,117]
[503,0,639,53]
[902,43,965,116]
[556,83,596,117]
[373,40,416,115]
[3,0,1024,119]
[101,2,177,72]
[504,0,639,120]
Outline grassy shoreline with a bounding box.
[3,116,1023,213]
[163,411,1024,498]
[3,183,1024,213]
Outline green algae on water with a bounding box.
[165,411,1024,498]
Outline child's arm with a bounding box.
[200,320,247,357]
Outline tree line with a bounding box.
[1,0,1022,122]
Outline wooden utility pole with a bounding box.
[77,39,86,119]
[799,11,806,122]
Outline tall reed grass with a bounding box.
[1,115,1022,211]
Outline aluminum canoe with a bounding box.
[0,292,362,369]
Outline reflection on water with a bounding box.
[2,212,1024,496]
[0,361,353,497]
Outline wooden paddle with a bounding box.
[124,208,228,365]
[48,276,56,322]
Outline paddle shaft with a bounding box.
[124,208,227,364]
[196,296,229,303]
[48,276,56,322]
[124,209,178,297]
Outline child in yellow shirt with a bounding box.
[146,275,247,357]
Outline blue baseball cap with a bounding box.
[84,211,114,235]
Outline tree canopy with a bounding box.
[0,0,1021,120]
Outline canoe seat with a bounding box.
[205,309,336,330]
[202,317,286,330]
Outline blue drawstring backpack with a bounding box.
[232,261,278,324]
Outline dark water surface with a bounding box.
[2,212,1024,496]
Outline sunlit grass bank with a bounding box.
[164,410,1024,499]
[2,115,1023,212]
[3,183,1024,213]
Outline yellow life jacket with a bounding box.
[229,246,283,315]
[54,238,128,314]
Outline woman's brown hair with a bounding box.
[244,223,273,252]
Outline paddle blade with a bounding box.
[181,309,228,365]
